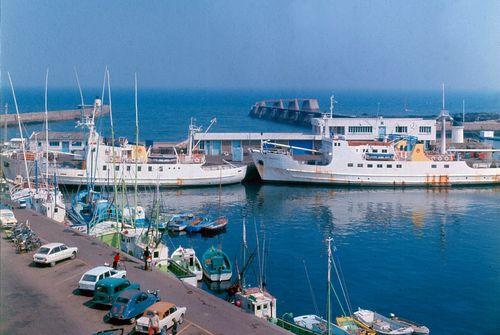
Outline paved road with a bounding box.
[0,207,288,335]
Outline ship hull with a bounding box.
[251,150,500,187]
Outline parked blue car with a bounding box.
[106,289,160,323]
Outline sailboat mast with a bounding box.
[7,72,31,190]
[44,69,49,185]
[327,237,332,335]
[242,217,246,290]
[134,72,139,226]
[106,69,118,224]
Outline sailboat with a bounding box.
[201,246,232,282]
[170,246,203,280]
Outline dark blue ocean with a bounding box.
[2,88,500,334]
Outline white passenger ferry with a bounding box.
[251,95,499,187]
[2,99,246,187]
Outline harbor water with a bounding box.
[3,88,500,334]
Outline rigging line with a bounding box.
[303,259,320,316]
[330,242,352,316]
[330,281,347,317]
[254,217,262,289]
[334,250,353,316]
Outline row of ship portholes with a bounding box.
[102,165,183,172]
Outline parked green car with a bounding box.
[92,277,140,307]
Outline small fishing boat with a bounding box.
[353,309,414,335]
[201,216,228,233]
[201,246,232,282]
[167,213,194,232]
[336,316,375,335]
[185,216,212,233]
[292,314,349,335]
[389,315,429,335]
[170,246,203,280]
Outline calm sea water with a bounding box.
[3,89,500,334]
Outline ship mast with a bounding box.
[437,84,453,155]
[44,69,50,186]
[7,72,31,191]
[327,237,332,335]
[134,72,139,226]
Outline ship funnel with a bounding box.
[436,84,453,154]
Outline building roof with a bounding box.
[193,132,322,141]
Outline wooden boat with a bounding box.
[170,246,202,280]
[353,309,414,335]
[185,216,212,233]
[201,246,232,281]
[201,216,228,233]
[336,316,376,335]
[166,213,194,232]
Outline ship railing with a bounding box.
[465,159,500,169]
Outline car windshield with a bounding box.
[116,297,129,304]
[95,286,108,293]
[82,274,97,282]
[37,247,50,254]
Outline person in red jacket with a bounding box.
[112,252,120,270]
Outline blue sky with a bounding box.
[1,0,500,90]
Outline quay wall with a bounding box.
[1,105,110,127]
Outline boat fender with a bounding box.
[444,156,450,161]
[437,156,443,161]
[235,300,241,307]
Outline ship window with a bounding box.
[444,164,449,168]
[395,126,408,133]
[159,166,163,172]
[103,165,107,171]
[367,164,373,168]
[126,166,131,171]
[115,166,119,171]
[263,304,268,309]
[396,164,402,168]
[154,251,159,258]
[347,163,353,167]
[138,166,142,172]
[372,149,378,153]
[419,126,432,134]
[357,163,363,167]
[72,141,83,147]
[348,126,373,134]
[257,305,261,311]
[38,141,42,147]
[148,166,152,172]
[431,164,437,168]
[377,164,383,168]
[49,141,60,146]
[387,164,392,168]
[382,149,387,153]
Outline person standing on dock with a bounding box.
[148,310,160,335]
[112,252,120,270]
[143,246,151,271]
[171,319,178,335]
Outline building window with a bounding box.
[348,126,373,134]
[367,164,373,168]
[347,163,353,167]
[377,164,383,168]
[419,126,432,134]
[148,166,152,172]
[396,164,402,168]
[444,164,449,168]
[103,165,107,171]
[387,164,392,168]
[431,164,437,168]
[395,126,408,133]
[357,163,363,167]
[49,141,59,146]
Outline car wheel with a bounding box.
[179,314,184,324]
[50,261,56,267]
[71,252,76,259]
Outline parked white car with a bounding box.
[78,266,127,292]
[0,209,17,228]
[135,301,186,334]
[33,243,78,267]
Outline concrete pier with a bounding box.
[1,105,110,127]
[0,206,288,335]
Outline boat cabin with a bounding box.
[120,229,169,267]
[236,287,277,319]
